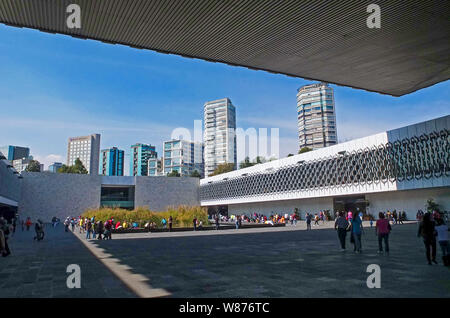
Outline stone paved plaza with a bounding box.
[1,222,449,298]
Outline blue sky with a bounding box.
[0,24,449,175]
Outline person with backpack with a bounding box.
[335,212,350,251]
[418,213,438,265]
[376,212,391,255]
[435,218,450,266]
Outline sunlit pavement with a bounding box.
[2,222,449,298]
[81,222,449,298]
[0,225,135,298]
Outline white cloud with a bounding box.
[34,154,64,170]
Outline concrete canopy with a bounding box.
[0,0,449,96]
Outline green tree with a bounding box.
[239,156,254,169]
[426,198,440,213]
[298,147,313,154]
[167,170,181,177]
[209,163,235,177]
[25,160,41,172]
[189,170,201,178]
[58,158,88,174]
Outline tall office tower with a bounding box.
[0,145,30,162]
[101,147,124,176]
[67,134,101,175]
[130,143,157,176]
[297,83,337,150]
[163,139,204,177]
[204,98,237,177]
[48,162,63,173]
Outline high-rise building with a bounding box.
[130,143,157,176]
[12,156,43,172]
[101,147,124,176]
[0,145,30,162]
[48,162,63,173]
[148,158,163,176]
[204,98,237,176]
[297,83,337,150]
[163,139,204,177]
[67,134,101,175]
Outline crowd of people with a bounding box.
[63,216,115,240]
[1,208,448,267]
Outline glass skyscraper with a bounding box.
[163,139,204,177]
[101,147,124,176]
[48,162,63,173]
[204,98,237,177]
[0,145,30,161]
[297,83,337,150]
[130,143,157,176]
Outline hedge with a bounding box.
[82,205,209,228]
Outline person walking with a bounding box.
[418,213,437,265]
[168,216,173,232]
[64,218,69,232]
[314,214,319,226]
[375,212,391,255]
[0,217,11,257]
[215,215,220,230]
[435,218,450,266]
[25,217,32,231]
[351,213,363,253]
[96,221,104,240]
[86,220,92,239]
[305,213,312,230]
[104,220,112,240]
[235,216,240,230]
[193,217,197,231]
[335,212,350,251]
[33,219,45,241]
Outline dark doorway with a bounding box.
[333,195,367,216]
[207,205,228,217]
[100,186,135,210]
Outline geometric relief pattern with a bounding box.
[200,129,449,201]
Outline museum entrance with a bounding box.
[333,195,368,218]
[207,205,228,217]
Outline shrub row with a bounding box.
[82,205,209,228]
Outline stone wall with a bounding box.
[0,159,22,204]
[19,172,101,221]
[18,173,200,221]
[135,176,199,211]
